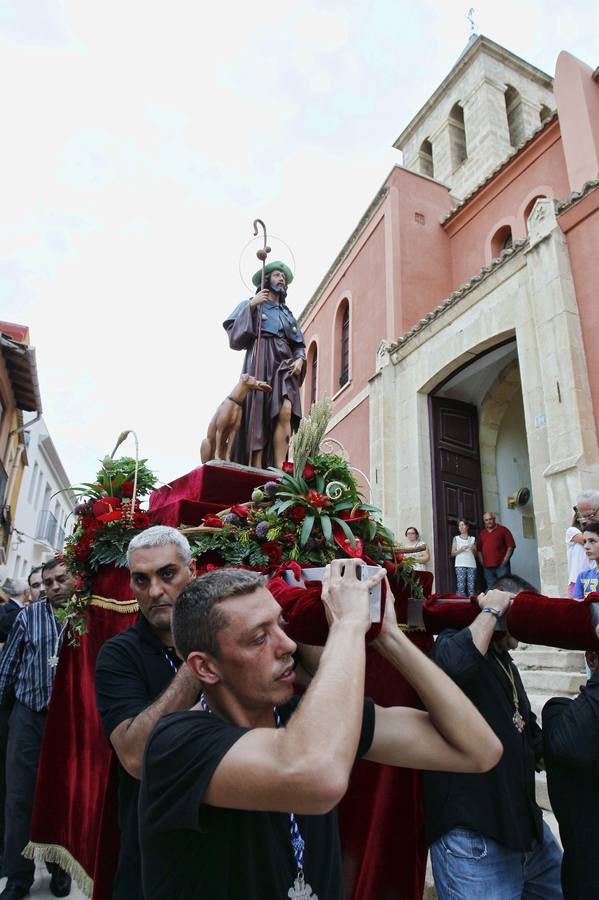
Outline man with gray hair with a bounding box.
[95,526,199,900]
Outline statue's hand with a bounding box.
[249,289,270,309]
[290,358,304,377]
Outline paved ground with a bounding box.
[0,863,87,898]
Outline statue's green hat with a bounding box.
[252,260,294,288]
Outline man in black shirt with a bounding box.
[425,588,563,899]
[95,526,200,900]
[542,622,599,899]
[139,562,503,900]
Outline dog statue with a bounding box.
[200,373,272,463]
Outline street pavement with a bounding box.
[0,862,87,898]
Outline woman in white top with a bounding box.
[566,510,592,598]
[402,526,430,571]
[451,519,477,596]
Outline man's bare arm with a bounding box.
[202,561,384,815]
[365,581,503,773]
[110,663,200,779]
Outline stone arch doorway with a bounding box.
[430,341,539,592]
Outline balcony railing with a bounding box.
[36,509,65,549]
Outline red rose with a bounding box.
[289,506,307,523]
[120,481,135,498]
[133,512,151,529]
[73,575,86,592]
[230,504,250,518]
[261,541,283,567]
[383,560,396,576]
[281,461,294,474]
[302,463,315,479]
[394,550,404,565]
[92,497,121,518]
[204,515,224,528]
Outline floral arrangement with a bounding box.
[192,400,422,597]
[58,456,157,643]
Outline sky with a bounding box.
[0,0,597,491]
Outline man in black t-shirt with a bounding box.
[95,526,200,900]
[425,586,563,899]
[139,562,504,900]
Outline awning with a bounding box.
[0,333,42,413]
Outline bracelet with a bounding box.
[481,607,502,621]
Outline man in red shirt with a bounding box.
[477,512,516,588]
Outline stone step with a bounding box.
[512,647,585,671]
[520,668,584,695]
[527,691,570,721]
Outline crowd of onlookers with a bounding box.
[402,489,599,599]
[0,495,597,899]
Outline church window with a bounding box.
[419,139,434,177]
[448,103,467,172]
[504,85,525,147]
[491,225,513,258]
[307,342,318,409]
[336,300,350,389]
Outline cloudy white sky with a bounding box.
[1,0,597,490]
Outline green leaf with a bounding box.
[300,514,315,545]
[269,499,295,514]
[331,516,357,548]
[316,475,324,493]
[368,519,377,541]
[320,514,332,542]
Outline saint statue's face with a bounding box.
[268,270,287,298]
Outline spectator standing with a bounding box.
[477,512,516,588]
[542,622,599,899]
[451,520,477,596]
[566,491,599,597]
[0,558,74,899]
[571,522,599,600]
[425,583,563,899]
[26,567,44,604]
[0,580,29,643]
[401,526,431,571]
[95,526,200,900]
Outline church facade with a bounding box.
[299,36,599,595]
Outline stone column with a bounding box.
[520,199,599,593]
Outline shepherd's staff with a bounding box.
[246,218,271,466]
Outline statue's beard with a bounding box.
[270,281,287,301]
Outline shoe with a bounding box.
[49,868,71,897]
[0,883,30,899]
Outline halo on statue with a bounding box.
[238,233,297,292]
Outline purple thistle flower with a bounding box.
[224,513,240,525]
[264,481,279,497]
[305,537,317,551]
[255,521,269,539]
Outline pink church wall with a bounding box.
[554,52,599,193]
[444,121,570,285]
[559,189,599,446]
[327,399,371,494]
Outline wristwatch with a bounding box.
[481,607,502,621]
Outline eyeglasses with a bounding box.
[574,506,599,522]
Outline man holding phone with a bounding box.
[139,561,502,900]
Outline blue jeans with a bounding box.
[430,822,563,899]
[483,563,511,589]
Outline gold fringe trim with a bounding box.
[23,841,93,897]
[397,623,427,633]
[90,595,139,613]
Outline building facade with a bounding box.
[0,322,42,573]
[299,36,599,595]
[6,416,74,581]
